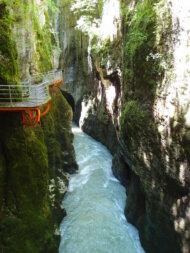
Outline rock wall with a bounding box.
[59,1,95,122]
[0,0,78,252]
[0,91,77,253]
[62,0,190,253]
[1,0,190,252]
[119,1,190,252]
[0,0,62,83]
[61,0,122,154]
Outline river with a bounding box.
[59,124,145,253]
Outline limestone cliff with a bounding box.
[0,91,77,253]
[1,0,190,252]
[62,0,190,253]
[59,1,95,121]
[0,0,77,252]
[0,0,62,83]
[119,1,190,252]
[59,0,121,153]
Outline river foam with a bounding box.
[59,124,145,253]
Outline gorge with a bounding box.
[0,0,190,253]
[59,124,145,253]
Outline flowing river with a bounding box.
[59,125,145,253]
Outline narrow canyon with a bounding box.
[0,1,189,253]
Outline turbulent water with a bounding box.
[59,125,145,253]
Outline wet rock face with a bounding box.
[2,0,188,252]
[0,1,79,251]
[82,113,118,155]
[59,3,94,115]
[0,91,77,253]
[59,0,122,127]
[42,90,78,226]
[0,113,57,253]
[119,0,190,252]
[77,67,121,155]
[62,0,190,253]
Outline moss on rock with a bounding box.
[0,113,57,253]
[0,2,19,83]
[120,1,190,252]
[0,91,77,252]
[42,90,77,174]
[42,91,78,224]
[120,100,149,146]
[122,0,161,102]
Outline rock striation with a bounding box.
[62,1,190,253]
[0,91,77,253]
[0,0,190,252]
[0,0,78,252]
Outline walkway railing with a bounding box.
[0,79,31,104]
[0,70,63,126]
[0,70,63,108]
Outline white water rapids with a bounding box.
[59,125,145,253]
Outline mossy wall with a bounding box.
[0,0,61,84]
[122,0,160,100]
[59,0,95,115]
[0,113,56,253]
[42,90,78,224]
[0,1,77,251]
[1,0,190,252]
[61,0,190,253]
[0,2,19,83]
[120,1,190,252]
[0,91,77,253]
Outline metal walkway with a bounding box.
[0,70,62,108]
[0,70,63,126]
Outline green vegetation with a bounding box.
[0,0,31,83]
[0,115,57,253]
[120,100,150,146]
[0,2,19,83]
[68,0,104,37]
[70,0,103,18]
[31,0,59,73]
[66,0,121,68]
[42,91,74,174]
[120,0,174,147]
[120,0,167,148]
[32,9,53,73]
[0,0,59,83]
[124,1,157,59]
[0,91,75,253]
[98,0,104,18]
[0,1,67,252]
[45,0,58,14]
[91,36,111,62]
[122,0,160,97]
